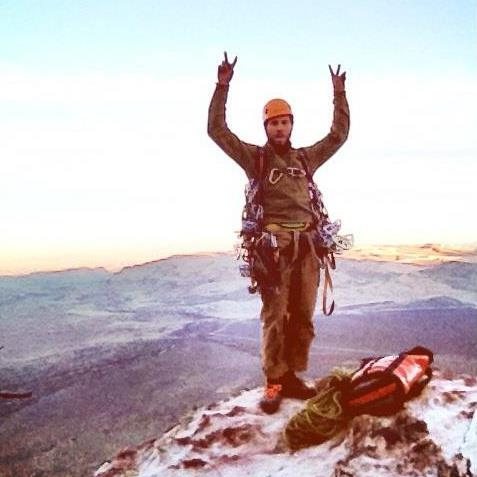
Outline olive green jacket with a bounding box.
[207,84,350,225]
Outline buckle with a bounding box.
[286,167,306,177]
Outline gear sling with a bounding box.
[237,147,352,315]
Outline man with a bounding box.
[208,52,350,414]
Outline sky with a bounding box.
[0,0,476,274]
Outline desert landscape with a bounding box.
[1,245,476,476]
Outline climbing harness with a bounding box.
[236,147,353,314]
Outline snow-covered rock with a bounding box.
[95,371,477,477]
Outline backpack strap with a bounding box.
[297,149,329,223]
[255,146,267,180]
[296,149,318,197]
[296,148,310,174]
[351,351,432,397]
[253,147,267,210]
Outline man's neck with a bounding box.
[268,140,291,156]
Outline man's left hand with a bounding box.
[329,64,346,93]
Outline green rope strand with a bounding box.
[284,369,354,450]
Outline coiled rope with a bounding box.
[284,369,354,450]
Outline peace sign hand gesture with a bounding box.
[329,64,346,94]
[217,51,238,86]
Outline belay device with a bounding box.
[236,147,353,315]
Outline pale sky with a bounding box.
[1,0,476,274]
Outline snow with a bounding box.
[95,373,477,477]
[407,377,477,464]
[462,410,477,474]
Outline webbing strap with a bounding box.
[280,231,301,277]
[253,147,267,208]
[257,147,266,180]
[297,150,316,196]
[323,257,335,316]
[291,230,300,263]
[305,233,320,262]
[297,151,309,173]
[296,150,329,223]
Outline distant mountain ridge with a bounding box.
[1,243,476,278]
[345,243,477,265]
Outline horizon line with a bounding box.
[1,242,476,278]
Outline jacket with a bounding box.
[207,83,350,226]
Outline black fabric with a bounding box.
[343,373,404,417]
[252,239,281,293]
[342,346,433,417]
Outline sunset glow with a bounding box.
[1,1,475,275]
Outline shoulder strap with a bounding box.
[297,149,312,179]
[255,146,267,180]
[298,148,330,222]
[297,149,318,201]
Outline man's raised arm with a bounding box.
[304,65,350,173]
[207,52,256,174]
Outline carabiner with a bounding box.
[268,168,284,185]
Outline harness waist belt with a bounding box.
[265,222,311,232]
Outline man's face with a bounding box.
[265,115,293,146]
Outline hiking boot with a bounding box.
[259,383,283,414]
[280,371,316,400]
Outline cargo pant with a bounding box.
[259,230,320,380]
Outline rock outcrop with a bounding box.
[95,371,477,477]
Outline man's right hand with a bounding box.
[217,51,237,86]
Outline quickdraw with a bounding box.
[296,149,353,315]
[237,148,269,294]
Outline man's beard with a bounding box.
[269,136,291,155]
